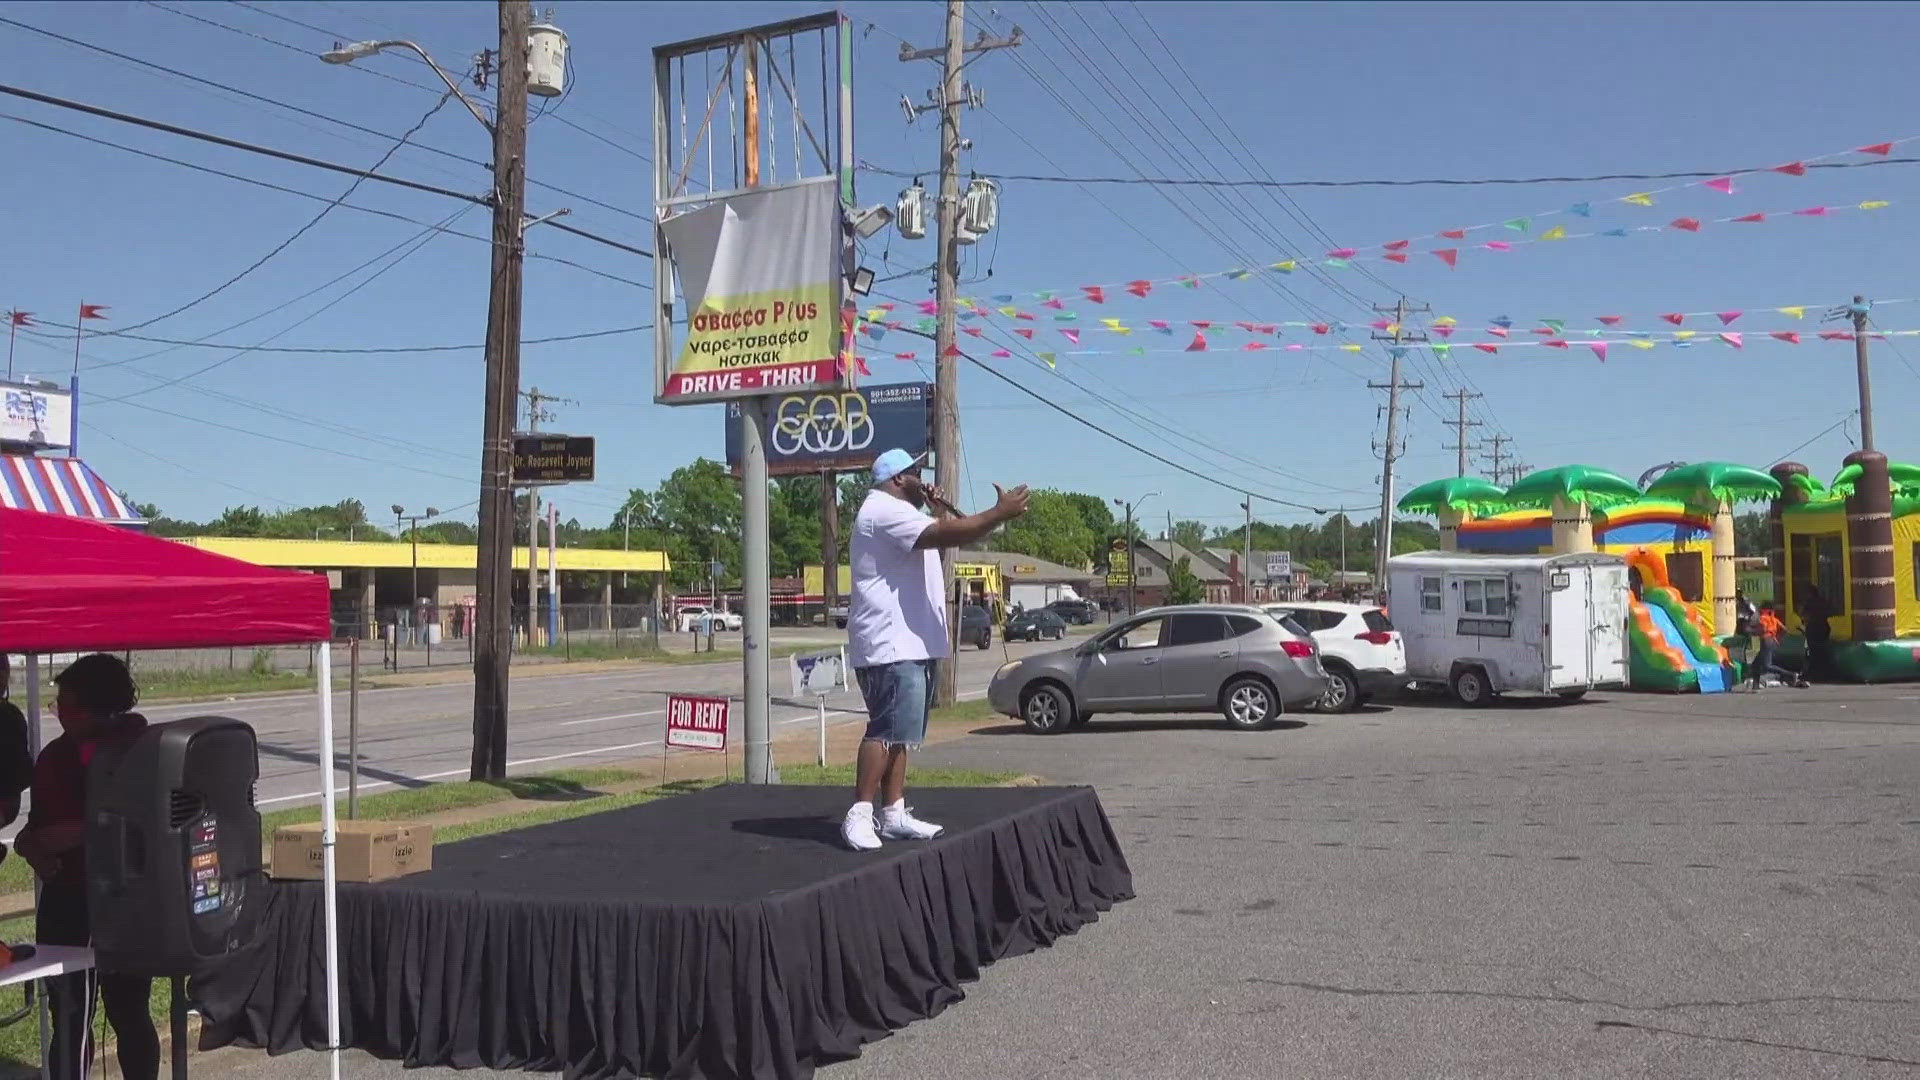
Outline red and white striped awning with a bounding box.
[0,454,140,522]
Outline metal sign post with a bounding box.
[790,647,848,765]
[654,12,850,785]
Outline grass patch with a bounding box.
[931,698,1001,725]
[775,763,1018,787]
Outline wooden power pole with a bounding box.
[899,1,1018,706]
[1443,389,1483,477]
[471,0,530,781]
[1369,298,1425,591]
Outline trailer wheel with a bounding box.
[1450,666,1493,707]
[1555,688,1588,702]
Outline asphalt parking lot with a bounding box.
[200,683,1919,1079]
[837,684,1920,1078]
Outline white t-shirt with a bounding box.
[848,489,950,668]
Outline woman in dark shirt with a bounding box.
[0,656,34,834]
[14,654,158,1080]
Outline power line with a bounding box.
[857,156,1920,189]
[28,322,651,356]
[0,14,654,226]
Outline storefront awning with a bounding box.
[0,454,141,523]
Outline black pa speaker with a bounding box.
[86,717,265,977]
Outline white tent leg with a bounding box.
[315,642,341,1080]
[25,656,46,1080]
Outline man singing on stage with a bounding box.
[841,448,1029,851]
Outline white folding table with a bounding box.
[0,945,97,1080]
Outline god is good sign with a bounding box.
[658,180,846,403]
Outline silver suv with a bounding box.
[987,604,1329,733]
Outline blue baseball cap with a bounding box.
[872,448,928,486]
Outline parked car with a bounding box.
[961,604,993,649]
[1005,608,1069,642]
[676,605,742,632]
[987,604,1328,734]
[1046,598,1099,625]
[1265,602,1408,713]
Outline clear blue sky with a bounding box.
[4,1,1917,537]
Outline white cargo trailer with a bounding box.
[1387,551,1629,706]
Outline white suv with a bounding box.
[676,606,742,632]
[1265,602,1408,712]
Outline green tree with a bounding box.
[654,458,742,589]
[994,489,1097,568]
[1055,491,1117,565]
[1166,555,1204,604]
[1734,510,1768,557]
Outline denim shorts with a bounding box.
[856,658,936,750]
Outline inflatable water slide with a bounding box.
[1624,549,1734,693]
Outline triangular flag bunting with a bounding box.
[1127,280,1153,298]
[1487,327,1509,338]
[1325,258,1350,268]
[1225,269,1251,280]
[1474,343,1499,354]
[1541,318,1565,333]
[1340,343,1363,352]
[1543,339,1568,349]
[1483,241,1512,251]
[1623,192,1655,206]
[1771,332,1800,344]
[1717,311,1742,325]
[1531,327,1555,336]
[1504,217,1530,233]
[1039,352,1056,368]
[1433,316,1457,327]
[1733,213,1766,223]
[1326,247,1357,259]
[1151,320,1172,334]
[1674,330,1697,340]
[1431,343,1450,356]
[1384,252,1408,264]
[868,326,887,341]
[1540,224,1567,241]
[1433,248,1459,267]
[1492,316,1513,328]
[1629,339,1656,350]
[1241,341,1268,351]
[943,344,964,357]
[1191,320,1213,329]
[916,300,938,315]
[915,318,936,333]
[1432,325,1455,338]
[1819,331,1853,341]
[1440,228,1467,239]
[1601,228,1630,238]
[1670,217,1702,231]
[990,348,1011,358]
[1369,319,1391,330]
[894,352,916,360]
[1794,206,1829,216]
[1015,328,1035,339]
[962,326,983,337]
[1597,315,1622,325]
[1860,200,1891,210]
[991,294,1013,304]
[1773,161,1806,176]
[1101,318,1129,335]
[1661,313,1685,325]
[1015,311,1037,321]
[1719,332,1742,348]
[1587,341,1608,361]
[1128,347,1146,356]
[1777,306,1805,319]
[1859,142,1893,155]
[997,306,1019,318]
[1042,298,1065,310]
[1081,286,1105,303]
[1185,333,1207,352]
[1269,260,1296,273]
[1178,275,1200,289]
[1704,177,1735,194]
[1569,202,1592,217]
[1060,329,1080,344]
[1054,312,1078,322]
[1388,346,1408,360]
[1311,323,1329,335]
[1383,239,1410,251]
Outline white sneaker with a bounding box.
[841,803,882,851]
[879,801,944,840]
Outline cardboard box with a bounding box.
[271,821,433,883]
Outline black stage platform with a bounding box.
[195,784,1133,1080]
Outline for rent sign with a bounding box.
[665,695,730,751]
[656,178,846,404]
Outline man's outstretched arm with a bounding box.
[915,483,1030,550]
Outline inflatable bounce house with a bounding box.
[1401,454,1920,687]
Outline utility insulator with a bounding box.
[957,178,998,245]
[895,184,927,240]
[527,16,568,98]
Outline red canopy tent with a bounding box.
[0,505,330,651]
[0,506,346,1077]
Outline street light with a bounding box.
[393,505,440,638]
[1113,491,1159,616]
[320,40,496,133]
[620,505,636,590]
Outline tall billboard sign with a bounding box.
[724,382,932,476]
[651,13,851,407]
[0,377,73,450]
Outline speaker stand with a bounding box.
[171,976,188,1080]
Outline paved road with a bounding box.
[135,633,1059,810]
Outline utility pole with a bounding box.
[1848,295,1876,451]
[819,469,838,624]
[1482,433,1512,484]
[1369,298,1426,592]
[1443,389,1483,477]
[900,1,1019,707]
[520,386,559,646]
[1240,497,1253,604]
[471,0,530,781]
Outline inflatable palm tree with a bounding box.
[1644,462,1782,634]
[1501,465,1642,553]
[1396,476,1508,551]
